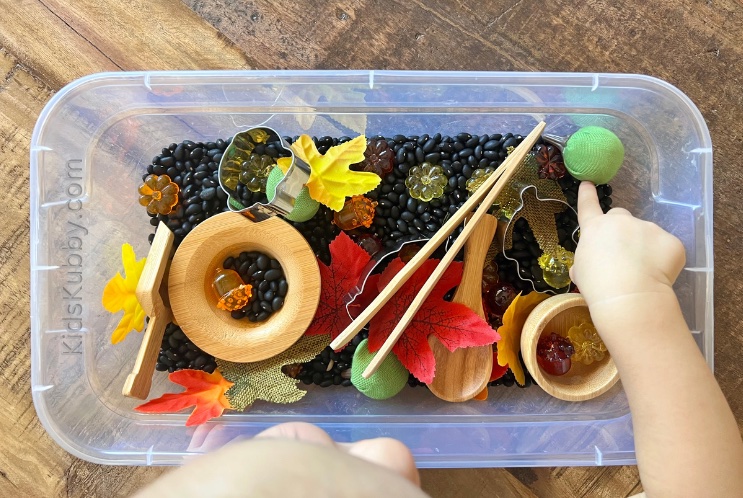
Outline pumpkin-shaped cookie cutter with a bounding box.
[217,126,312,221]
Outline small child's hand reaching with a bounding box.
[571,181,743,497]
[570,182,686,323]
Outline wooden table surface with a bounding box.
[1,0,741,496]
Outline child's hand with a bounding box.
[571,182,686,314]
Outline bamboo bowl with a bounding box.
[521,293,619,402]
[168,212,320,363]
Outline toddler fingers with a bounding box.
[342,438,421,487]
[577,182,603,225]
[255,422,336,446]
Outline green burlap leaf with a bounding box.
[217,334,330,411]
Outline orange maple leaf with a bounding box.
[135,369,234,426]
[496,292,549,386]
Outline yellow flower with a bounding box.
[102,244,147,344]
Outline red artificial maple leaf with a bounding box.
[135,369,233,426]
[367,258,500,384]
[305,231,371,340]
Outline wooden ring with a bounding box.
[520,293,619,402]
[168,212,320,362]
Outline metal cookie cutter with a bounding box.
[218,126,311,222]
[503,184,580,295]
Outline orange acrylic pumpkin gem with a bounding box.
[212,268,252,311]
[138,174,180,215]
[333,195,378,231]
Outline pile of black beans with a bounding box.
[223,251,287,322]
[361,133,524,250]
[296,332,369,387]
[145,134,614,391]
[146,139,259,247]
[156,322,217,373]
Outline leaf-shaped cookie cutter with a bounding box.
[503,184,580,295]
[342,217,467,320]
[218,126,311,222]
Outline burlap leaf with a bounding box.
[497,154,567,251]
[217,334,330,411]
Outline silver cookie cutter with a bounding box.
[218,126,311,222]
[502,184,580,295]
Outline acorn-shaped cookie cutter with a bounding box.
[502,184,580,295]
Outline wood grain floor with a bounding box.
[1,0,741,496]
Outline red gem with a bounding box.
[481,260,500,292]
[534,144,566,180]
[483,282,517,316]
[536,332,575,376]
[354,139,394,177]
[356,233,382,256]
[399,243,421,263]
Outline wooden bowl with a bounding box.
[521,293,619,402]
[168,212,320,363]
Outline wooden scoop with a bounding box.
[428,214,498,402]
[123,222,175,399]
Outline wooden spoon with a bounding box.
[123,222,174,399]
[427,214,498,402]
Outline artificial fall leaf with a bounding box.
[217,334,330,410]
[496,292,550,386]
[135,369,233,426]
[305,232,371,340]
[367,258,500,384]
[473,349,510,401]
[291,134,380,211]
[102,243,147,344]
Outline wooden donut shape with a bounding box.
[521,293,619,402]
[168,212,320,362]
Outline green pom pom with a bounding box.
[265,166,320,222]
[563,126,625,185]
[351,339,409,400]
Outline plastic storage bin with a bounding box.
[30,71,713,467]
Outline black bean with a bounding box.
[401,211,415,222]
[503,136,518,149]
[264,269,282,281]
[460,148,474,158]
[396,147,406,165]
[272,297,284,311]
[422,138,436,153]
[199,187,216,200]
[257,255,270,270]
[424,152,441,163]
[185,203,202,215]
[278,280,288,297]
